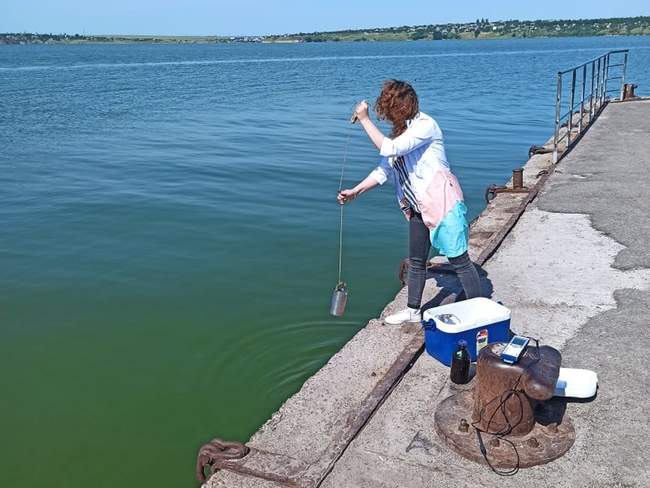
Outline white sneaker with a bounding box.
[384,307,421,326]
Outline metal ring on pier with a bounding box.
[485,184,499,204]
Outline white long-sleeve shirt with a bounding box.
[369,111,449,211]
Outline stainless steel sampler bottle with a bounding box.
[329,282,348,317]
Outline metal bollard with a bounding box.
[512,168,524,190]
[623,83,638,101]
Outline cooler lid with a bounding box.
[422,297,511,333]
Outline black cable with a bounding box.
[476,430,520,476]
[471,338,541,476]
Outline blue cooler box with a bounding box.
[422,297,511,366]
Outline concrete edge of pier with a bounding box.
[205,99,650,488]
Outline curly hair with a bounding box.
[374,79,419,138]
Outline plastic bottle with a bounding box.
[450,339,470,384]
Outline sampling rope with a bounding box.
[337,135,351,286]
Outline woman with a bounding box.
[337,79,482,325]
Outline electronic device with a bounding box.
[435,313,461,326]
[500,335,530,364]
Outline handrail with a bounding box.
[557,49,630,75]
[552,49,629,163]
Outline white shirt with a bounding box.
[369,111,449,208]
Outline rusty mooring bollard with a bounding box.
[485,168,529,204]
[512,168,524,190]
[623,83,638,101]
[434,343,576,470]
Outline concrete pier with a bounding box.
[205,99,650,488]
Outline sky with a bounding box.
[3,0,650,37]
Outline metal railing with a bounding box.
[553,49,629,163]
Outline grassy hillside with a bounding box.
[2,16,650,45]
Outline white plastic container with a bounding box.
[422,297,511,366]
[554,368,598,398]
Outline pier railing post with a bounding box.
[590,61,595,120]
[579,64,586,132]
[553,73,562,164]
[568,69,576,146]
[601,56,605,104]
[620,51,629,101]
[595,57,602,111]
[603,53,610,103]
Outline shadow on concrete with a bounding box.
[563,390,599,404]
[534,397,569,427]
[420,262,494,313]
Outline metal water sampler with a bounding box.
[330,282,348,317]
[329,105,362,318]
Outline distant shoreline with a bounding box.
[2,15,650,45]
[2,33,650,46]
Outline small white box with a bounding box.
[554,368,598,398]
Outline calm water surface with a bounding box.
[1,36,649,487]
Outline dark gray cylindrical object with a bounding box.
[512,168,524,189]
[330,283,348,317]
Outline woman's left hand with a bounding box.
[354,100,369,122]
[337,189,358,204]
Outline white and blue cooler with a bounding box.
[422,297,511,366]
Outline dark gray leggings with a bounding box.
[407,211,482,309]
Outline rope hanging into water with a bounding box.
[337,135,351,285]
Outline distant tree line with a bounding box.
[265,16,650,43]
[2,16,650,45]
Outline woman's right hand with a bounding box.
[353,100,370,122]
[337,189,358,205]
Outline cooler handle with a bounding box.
[422,319,436,331]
